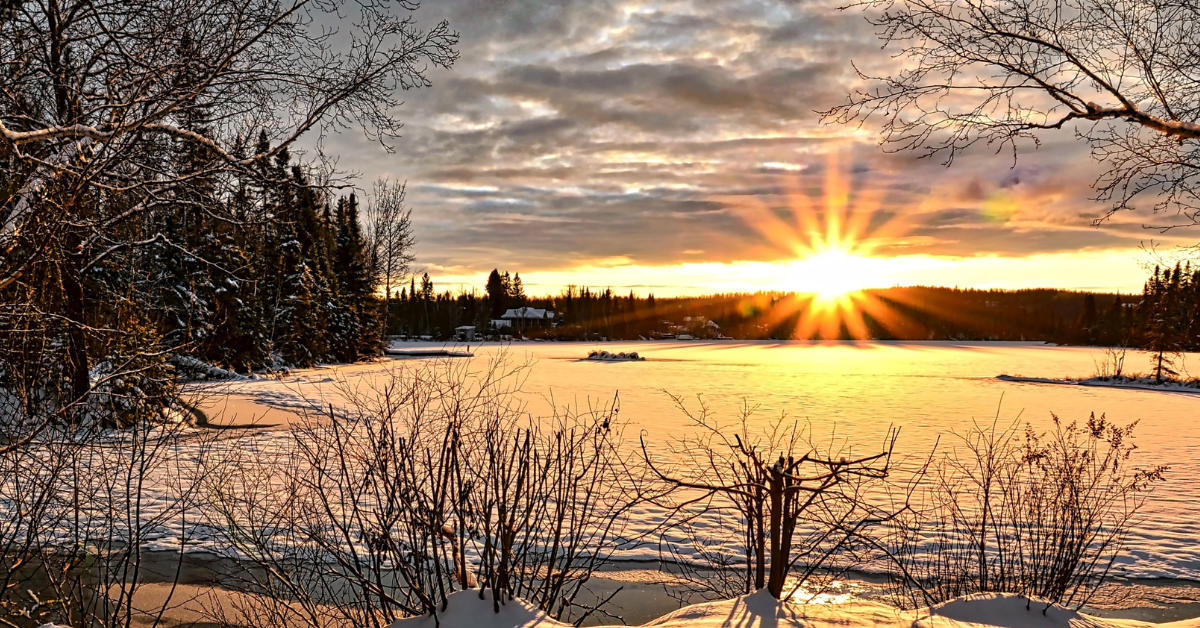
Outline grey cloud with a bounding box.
[923,208,988,227]
[312,0,1189,285]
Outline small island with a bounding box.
[586,350,647,362]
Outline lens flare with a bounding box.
[732,150,919,339]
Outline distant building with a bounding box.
[501,307,555,330]
[455,325,476,341]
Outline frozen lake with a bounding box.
[198,340,1200,583]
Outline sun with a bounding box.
[728,149,917,339]
[788,248,885,303]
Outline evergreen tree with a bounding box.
[486,268,506,319]
[1098,296,1126,347]
[332,193,380,361]
[1072,294,1097,344]
[510,273,526,307]
[1142,266,1182,382]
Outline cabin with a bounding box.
[501,307,555,331]
[454,325,476,341]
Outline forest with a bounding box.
[388,272,1137,346]
[3,132,385,384]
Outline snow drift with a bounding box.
[387,590,1200,628]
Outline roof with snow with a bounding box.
[501,307,554,320]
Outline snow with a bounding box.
[9,347,1200,602]
[388,591,1200,628]
[389,590,548,628]
[996,374,1200,394]
[170,355,251,381]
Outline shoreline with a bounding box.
[996,374,1200,395]
[98,550,1200,625]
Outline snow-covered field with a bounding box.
[168,342,1200,581]
[389,590,1200,628]
[18,340,1200,620]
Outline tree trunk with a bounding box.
[1155,347,1165,382]
[62,248,90,411]
[767,469,786,598]
[755,484,766,590]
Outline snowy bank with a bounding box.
[388,590,1200,628]
[168,355,252,381]
[997,374,1200,394]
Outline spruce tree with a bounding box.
[486,269,506,319]
[1142,266,1181,382]
[510,273,527,307]
[332,193,380,361]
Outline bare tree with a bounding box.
[0,0,457,405]
[823,0,1200,224]
[364,179,417,336]
[642,394,899,600]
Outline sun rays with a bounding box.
[733,151,920,339]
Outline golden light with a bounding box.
[728,149,915,339]
[785,244,887,302]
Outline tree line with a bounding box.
[388,276,1139,343]
[1068,262,1200,380]
[0,0,454,426]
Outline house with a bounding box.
[501,307,555,330]
[454,325,476,341]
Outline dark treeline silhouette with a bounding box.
[386,270,1145,343]
[1092,262,1200,380]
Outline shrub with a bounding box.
[204,356,646,627]
[884,413,1166,610]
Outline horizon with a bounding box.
[8,0,1200,623]
[408,275,1144,300]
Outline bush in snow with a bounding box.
[641,395,899,601]
[203,354,649,627]
[882,413,1166,610]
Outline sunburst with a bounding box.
[732,151,918,339]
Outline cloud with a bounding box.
[316,0,1194,293]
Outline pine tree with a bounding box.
[510,273,526,307]
[1072,294,1097,344]
[1099,296,1126,347]
[1142,266,1181,382]
[331,193,380,361]
[486,269,506,319]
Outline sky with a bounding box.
[323,0,1196,297]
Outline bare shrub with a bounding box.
[0,414,205,627]
[884,413,1166,610]
[204,356,648,627]
[1092,346,1129,379]
[0,307,207,627]
[642,395,899,601]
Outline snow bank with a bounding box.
[996,374,1200,394]
[388,590,549,628]
[387,590,1200,628]
[169,356,251,381]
